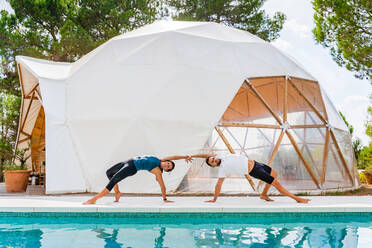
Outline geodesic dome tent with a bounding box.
[15,21,359,194]
[177,76,360,193]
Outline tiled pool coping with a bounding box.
[1,195,371,214]
[1,211,372,220]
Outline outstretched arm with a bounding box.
[205,178,225,202]
[152,168,174,203]
[161,155,192,163]
[191,153,216,159]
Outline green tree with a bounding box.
[0,93,21,180]
[356,96,372,169]
[0,0,164,180]
[339,111,354,135]
[313,0,372,80]
[358,144,372,169]
[167,0,286,41]
[0,0,163,94]
[366,104,372,137]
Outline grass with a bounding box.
[324,188,366,196]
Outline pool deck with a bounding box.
[0,194,371,213]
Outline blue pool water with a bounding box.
[0,212,372,248]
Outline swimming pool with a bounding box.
[1,212,371,247]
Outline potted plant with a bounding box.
[363,165,372,185]
[3,148,31,192]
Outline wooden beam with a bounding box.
[305,112,348,180]
[20,91,36,133]
[268,131,285,165]
[24,96,39,100]
[21,130,31,137]
[288,78,327,124]
[292,128,322,179]
[34,88,43,103]
[329,129,354,186]
[18,137,31,144]
[257,130,285,190]
[244,80,283,125]
[15,92,25,150]
[284,76,288,122]
[286,130,321,189]
[321,129,330,184]
[215,127,255,190]
[225,128,251,159]
[18,64,26,97]
[218,123,280,129]
[247,76,286,81]
[290,124,325,129]
[215,127,234,153]
[25,83,39,98]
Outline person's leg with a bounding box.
[260,169,277,202]
[106,162,125,202]
[83,162,137,204]
[106,162,125,179]
[271,179,310,203]
[83,188,110,205]
[113,184,122,202]
[249,161,275,201]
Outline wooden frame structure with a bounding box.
[15,64,46,186]
[212,76,356,191]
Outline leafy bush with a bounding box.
[3,163,27,171]
[364,165,372,176]
[359,172,367,183]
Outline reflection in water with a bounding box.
[93,229,123,248]
[0,220,369,247]
[192,226,359,248]
[154,227,167,248]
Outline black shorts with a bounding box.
[249,161,274,184]
[105,159,137,191]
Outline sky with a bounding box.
[263,0,371,145]
[1,0,370,145]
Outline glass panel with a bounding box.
[323,139,353,188]
[332,129,355,173]
[221,84,279,124]
[272,144,318,190]
[320,86,348,131]
[286,79,324,125]
[251,78,283,122]
[291,78,325,113]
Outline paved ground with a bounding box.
[0,194,371,213]
[1,183,371,213]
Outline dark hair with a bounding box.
[205,157,212,167]
[163,160,175,172]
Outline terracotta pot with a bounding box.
[364,172,372,185]
[3,170,31,192]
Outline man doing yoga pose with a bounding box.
[191,153,310,204]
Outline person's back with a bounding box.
[217,154,248,177]
[133,156,161,171]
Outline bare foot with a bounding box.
[114,192,123,202]
[82,199,96,205]
[296,198,311,204]
[260,195,274,202]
